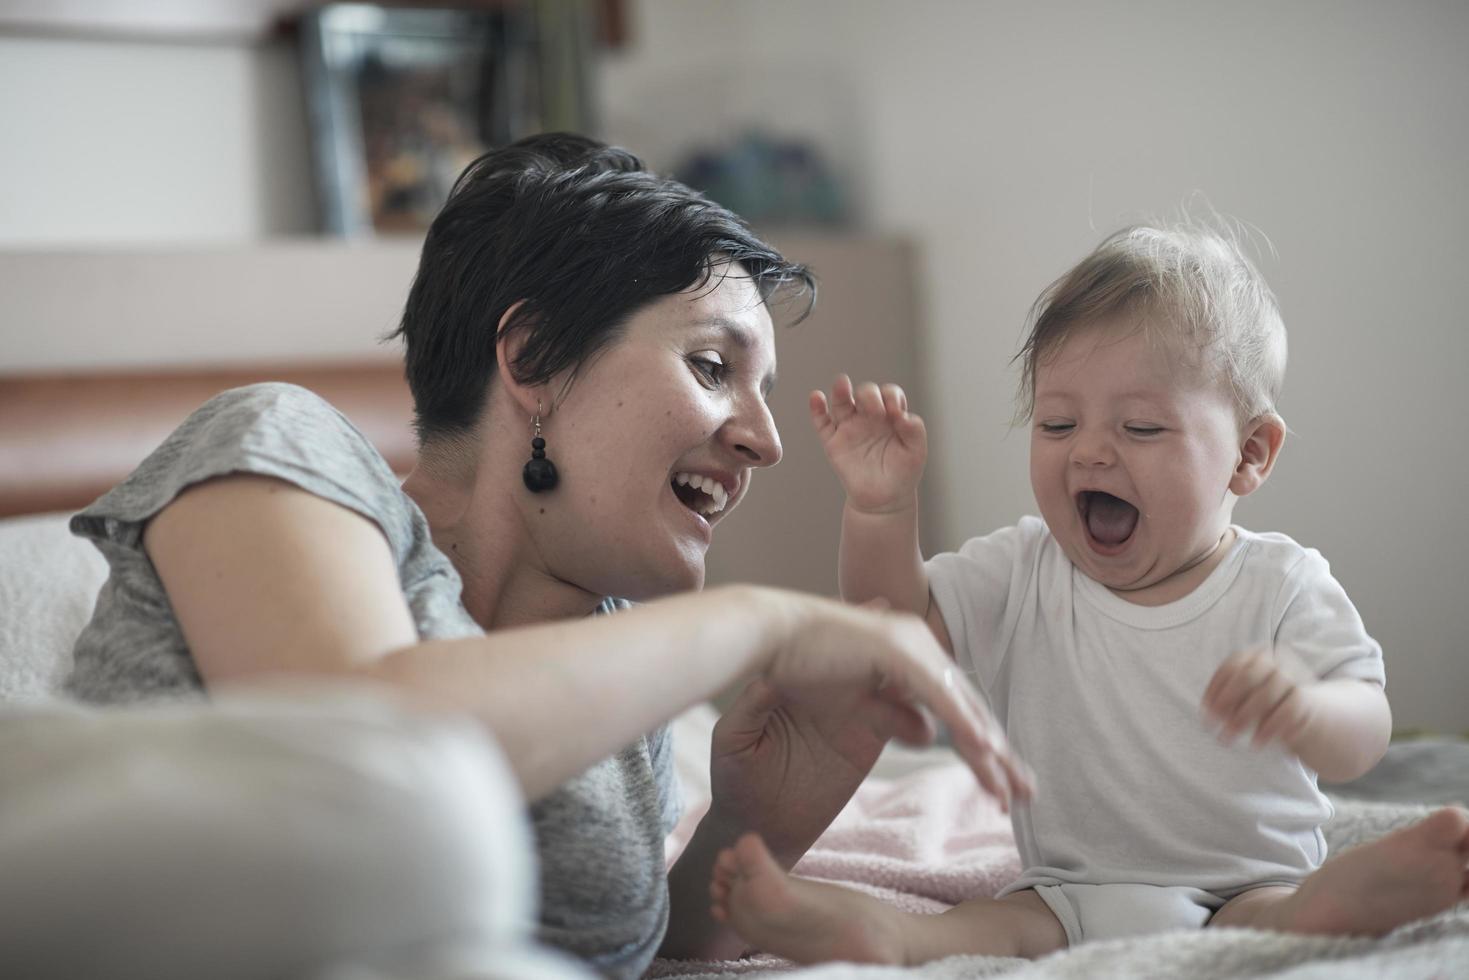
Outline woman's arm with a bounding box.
[147,475,1024,803]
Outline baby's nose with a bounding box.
[1070,431,1115,467]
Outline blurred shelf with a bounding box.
[0,233,912,374]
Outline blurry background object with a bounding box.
[300,2,597,236]
[0,359,416,519]
[0,0,307,41]
[603,57,864,231]
[674,129,849,228]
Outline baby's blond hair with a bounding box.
[1015,222,1287,425]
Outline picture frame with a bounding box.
[299,2,596,237]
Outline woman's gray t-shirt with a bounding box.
[66,382,681,978]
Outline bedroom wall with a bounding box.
[0,33,315,245]
[1,1,1465,733]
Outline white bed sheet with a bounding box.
[0,511,106,702]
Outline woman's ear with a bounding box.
[493,301,548,419]
[1230,413,1287,497]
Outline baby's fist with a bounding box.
[1202,648,1319,752]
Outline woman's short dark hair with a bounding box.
[390,132,816,445]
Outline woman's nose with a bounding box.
[728,397,782,467]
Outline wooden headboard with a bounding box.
[0,361,416,519]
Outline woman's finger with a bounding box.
[982,753,1013,813]
[946,664,1014,763]
[947,741,1011,814]
[981,726,1031,802]
[921,667,1029,804]
[865,692,937,746]
[886,648,978,751]
[995,745,1036,800]
[807,602,1028,807]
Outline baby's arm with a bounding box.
[1202,651,1391,782]
[811,376,951,651]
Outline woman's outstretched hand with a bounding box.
[705,591,1033,869]
[768,592,1031,806]
[707,672,912,868]
[664,587,1031,960]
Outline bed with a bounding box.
[1,363,1465,978]
[653,708,1469,979]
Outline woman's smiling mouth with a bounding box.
[671,471,731,519]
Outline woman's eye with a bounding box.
[689,353,727,386]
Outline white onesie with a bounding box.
[926,518,1384,943]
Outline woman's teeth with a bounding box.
[673,472,728,516]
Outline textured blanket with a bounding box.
[652,756,1469,979]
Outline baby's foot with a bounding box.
[709,833,907,965]
[1285,806,1469,936]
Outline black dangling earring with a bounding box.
[522,404,558,493]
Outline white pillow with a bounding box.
[0,512,108,703]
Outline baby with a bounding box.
[709,224,1469,965]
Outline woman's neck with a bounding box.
[401,466,603,631]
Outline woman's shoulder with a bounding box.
[71,382,407,551]
[197,381,395,475]
[185,381,378,451]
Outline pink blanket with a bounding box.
[667,761,1021,915]
[788,762,1021,914]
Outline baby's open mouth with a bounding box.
[1077,490,1138,547]
[671,472,729,518]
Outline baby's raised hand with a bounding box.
[809,374,928,514]
[1202,648,1319,752]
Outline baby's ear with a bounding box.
[1230,413,1286,497]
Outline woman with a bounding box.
[56,134,1029,975]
